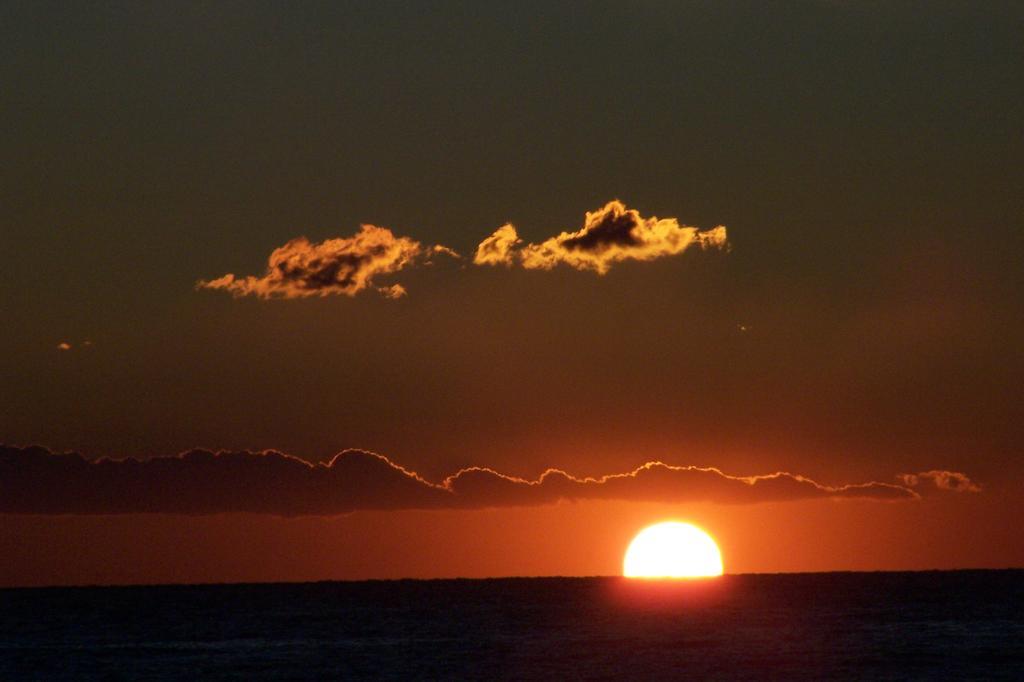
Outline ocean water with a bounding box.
[1,571,1022,680]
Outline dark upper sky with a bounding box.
[3,1,1022,491]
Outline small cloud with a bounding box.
[377,283,408,299]
[56,342,71,351]
[197,224,456,300]
[474,201,727,274]
[898,470,981,493]
[429,245,462,261]
[473,223,522,267]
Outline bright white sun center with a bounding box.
[623,521,724,578]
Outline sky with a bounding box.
[2,1,1023,586]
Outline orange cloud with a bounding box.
[377,283,408,299]
[197,225,455,299]
[473,223,521,266]
[474,201,727,274]
[0,445,959,516]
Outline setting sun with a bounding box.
[623,522,724,578]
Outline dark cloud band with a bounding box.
[1,446,977,516]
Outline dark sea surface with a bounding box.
[1,571,1022,680]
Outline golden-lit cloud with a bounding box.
[198,202,721,299]
[56,342,71,351]
[474,201,727,274]
[0,445,978,516]
[197,225,456,299]
[377,283,408,299]
[898,470,981,493]
[473,223,521,266]
[429,244,462,261]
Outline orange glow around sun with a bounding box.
[623,521,724,578]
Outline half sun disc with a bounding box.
[623,521,724,578]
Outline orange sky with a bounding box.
[2,3,1023,586]
[3,487,1021,587]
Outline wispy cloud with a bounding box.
[0,445,961,516]
[197,225,457,299]
[474,201,727,273]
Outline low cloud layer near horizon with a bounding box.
[0,446,977,516]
